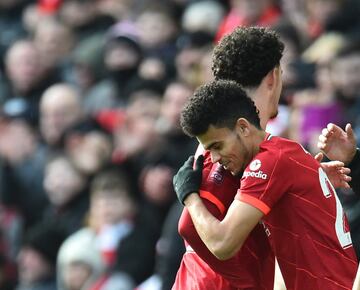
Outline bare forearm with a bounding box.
[184,194,263,260]
[185,193,230,259]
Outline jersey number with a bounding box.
[318,168,352,249]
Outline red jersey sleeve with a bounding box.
[235,138,293,214]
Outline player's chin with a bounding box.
[230,168,241,177]
[270,110,278,120]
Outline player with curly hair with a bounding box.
[172,26,352,290]
[175,79,357,290]
[173,26,284,290]
[212,26,284,131]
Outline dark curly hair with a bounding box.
[180,80,261,137]
[212,26,284,88]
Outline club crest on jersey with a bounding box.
[209,164,224,184]
[249,159,262,171]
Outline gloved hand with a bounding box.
[173,155,204,205]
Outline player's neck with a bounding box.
[247,81,273,130]
[256,129,267,144]
[248,127,267,155]
[250,96,271,130]
[259,112,270,130]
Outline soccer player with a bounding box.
[173,26,284,290]
[173,26,349,290]
[175,80,358,290]
[173,148,276,290]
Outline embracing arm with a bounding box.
[184,193,264,260]
[173,155,264,259]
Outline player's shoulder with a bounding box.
[262,134,298,147]
[257,135,282,159]
[261,135,305,157]
[242,136,301,187]
[249,135,305,173]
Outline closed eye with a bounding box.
[210,143,221,151]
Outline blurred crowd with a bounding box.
[0,0,360,289]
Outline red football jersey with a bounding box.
[236,134,358,290]
[177,147,275,289]
[172,250,234,290]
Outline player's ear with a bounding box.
[268,65,281,90]
[264,67,275,89]
[235,118,251,136]
[263,66,281,101]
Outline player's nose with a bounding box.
[210,151,221,164]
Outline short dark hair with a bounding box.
[180,80,261,137]
[90,169,135,200]
[212,26,284,88]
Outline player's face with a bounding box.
[197,125,252,176]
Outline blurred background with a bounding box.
[0,0,360,289]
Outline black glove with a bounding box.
[173,155,204,205]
